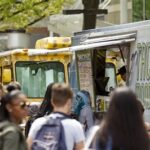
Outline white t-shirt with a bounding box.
[28,112,85,150]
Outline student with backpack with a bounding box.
[27,83,85,150]
[0,90,28,150]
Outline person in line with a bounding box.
[74,90,94,135]
[0,90,28,150]
[7,81,21,93]
[96,87,149,150]
[0,83,6,100]
[25,83,54,137]
[27,83,85,150]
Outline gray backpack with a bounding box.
[32,115,67,150]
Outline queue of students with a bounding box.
[0,82,150,150]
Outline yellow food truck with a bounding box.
[0,37,72,102]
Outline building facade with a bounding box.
[28,0,150,36]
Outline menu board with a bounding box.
[76,50,94,106]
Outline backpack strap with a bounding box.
[0,126,16,137]
[38,112,69,130]
[52,112,70,118]
[45,112,70,123]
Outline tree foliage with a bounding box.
[0,0,73,31]
[133,0,150,21]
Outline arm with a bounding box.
[74,141,84,150]
[26,137,33,150]
[145,122,150,138]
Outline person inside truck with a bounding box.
[117,66,126,87]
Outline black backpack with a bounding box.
[32,115,67,150]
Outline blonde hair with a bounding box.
[51,83,73,107]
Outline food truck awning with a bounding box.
[28,33,136,56]
[80,33,136,44]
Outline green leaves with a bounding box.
[133,0,150,21]
[0,0,73,31]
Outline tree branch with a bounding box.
[0,0,48,21]
[24,15,46,28]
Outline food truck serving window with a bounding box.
[15,61,65,98]
[105,62,117,92]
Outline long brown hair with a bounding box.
[98,87,149,150]
[35,83,54,118]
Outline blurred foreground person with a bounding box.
[96,87,149,150]
[25,83,54,137]
[27,83,85,150]
[74,90,94,135]
[0,90,28,150]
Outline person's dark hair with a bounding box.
[7,81,21,93]
[97,87,149,150]
[35,83,54,119]
[25,83,54,137]
[0,90,23,121]
[52,83,73,107]
[117,66,126,76]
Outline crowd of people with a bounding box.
[0,81,150,150]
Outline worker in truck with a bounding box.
[117,66,126,87]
